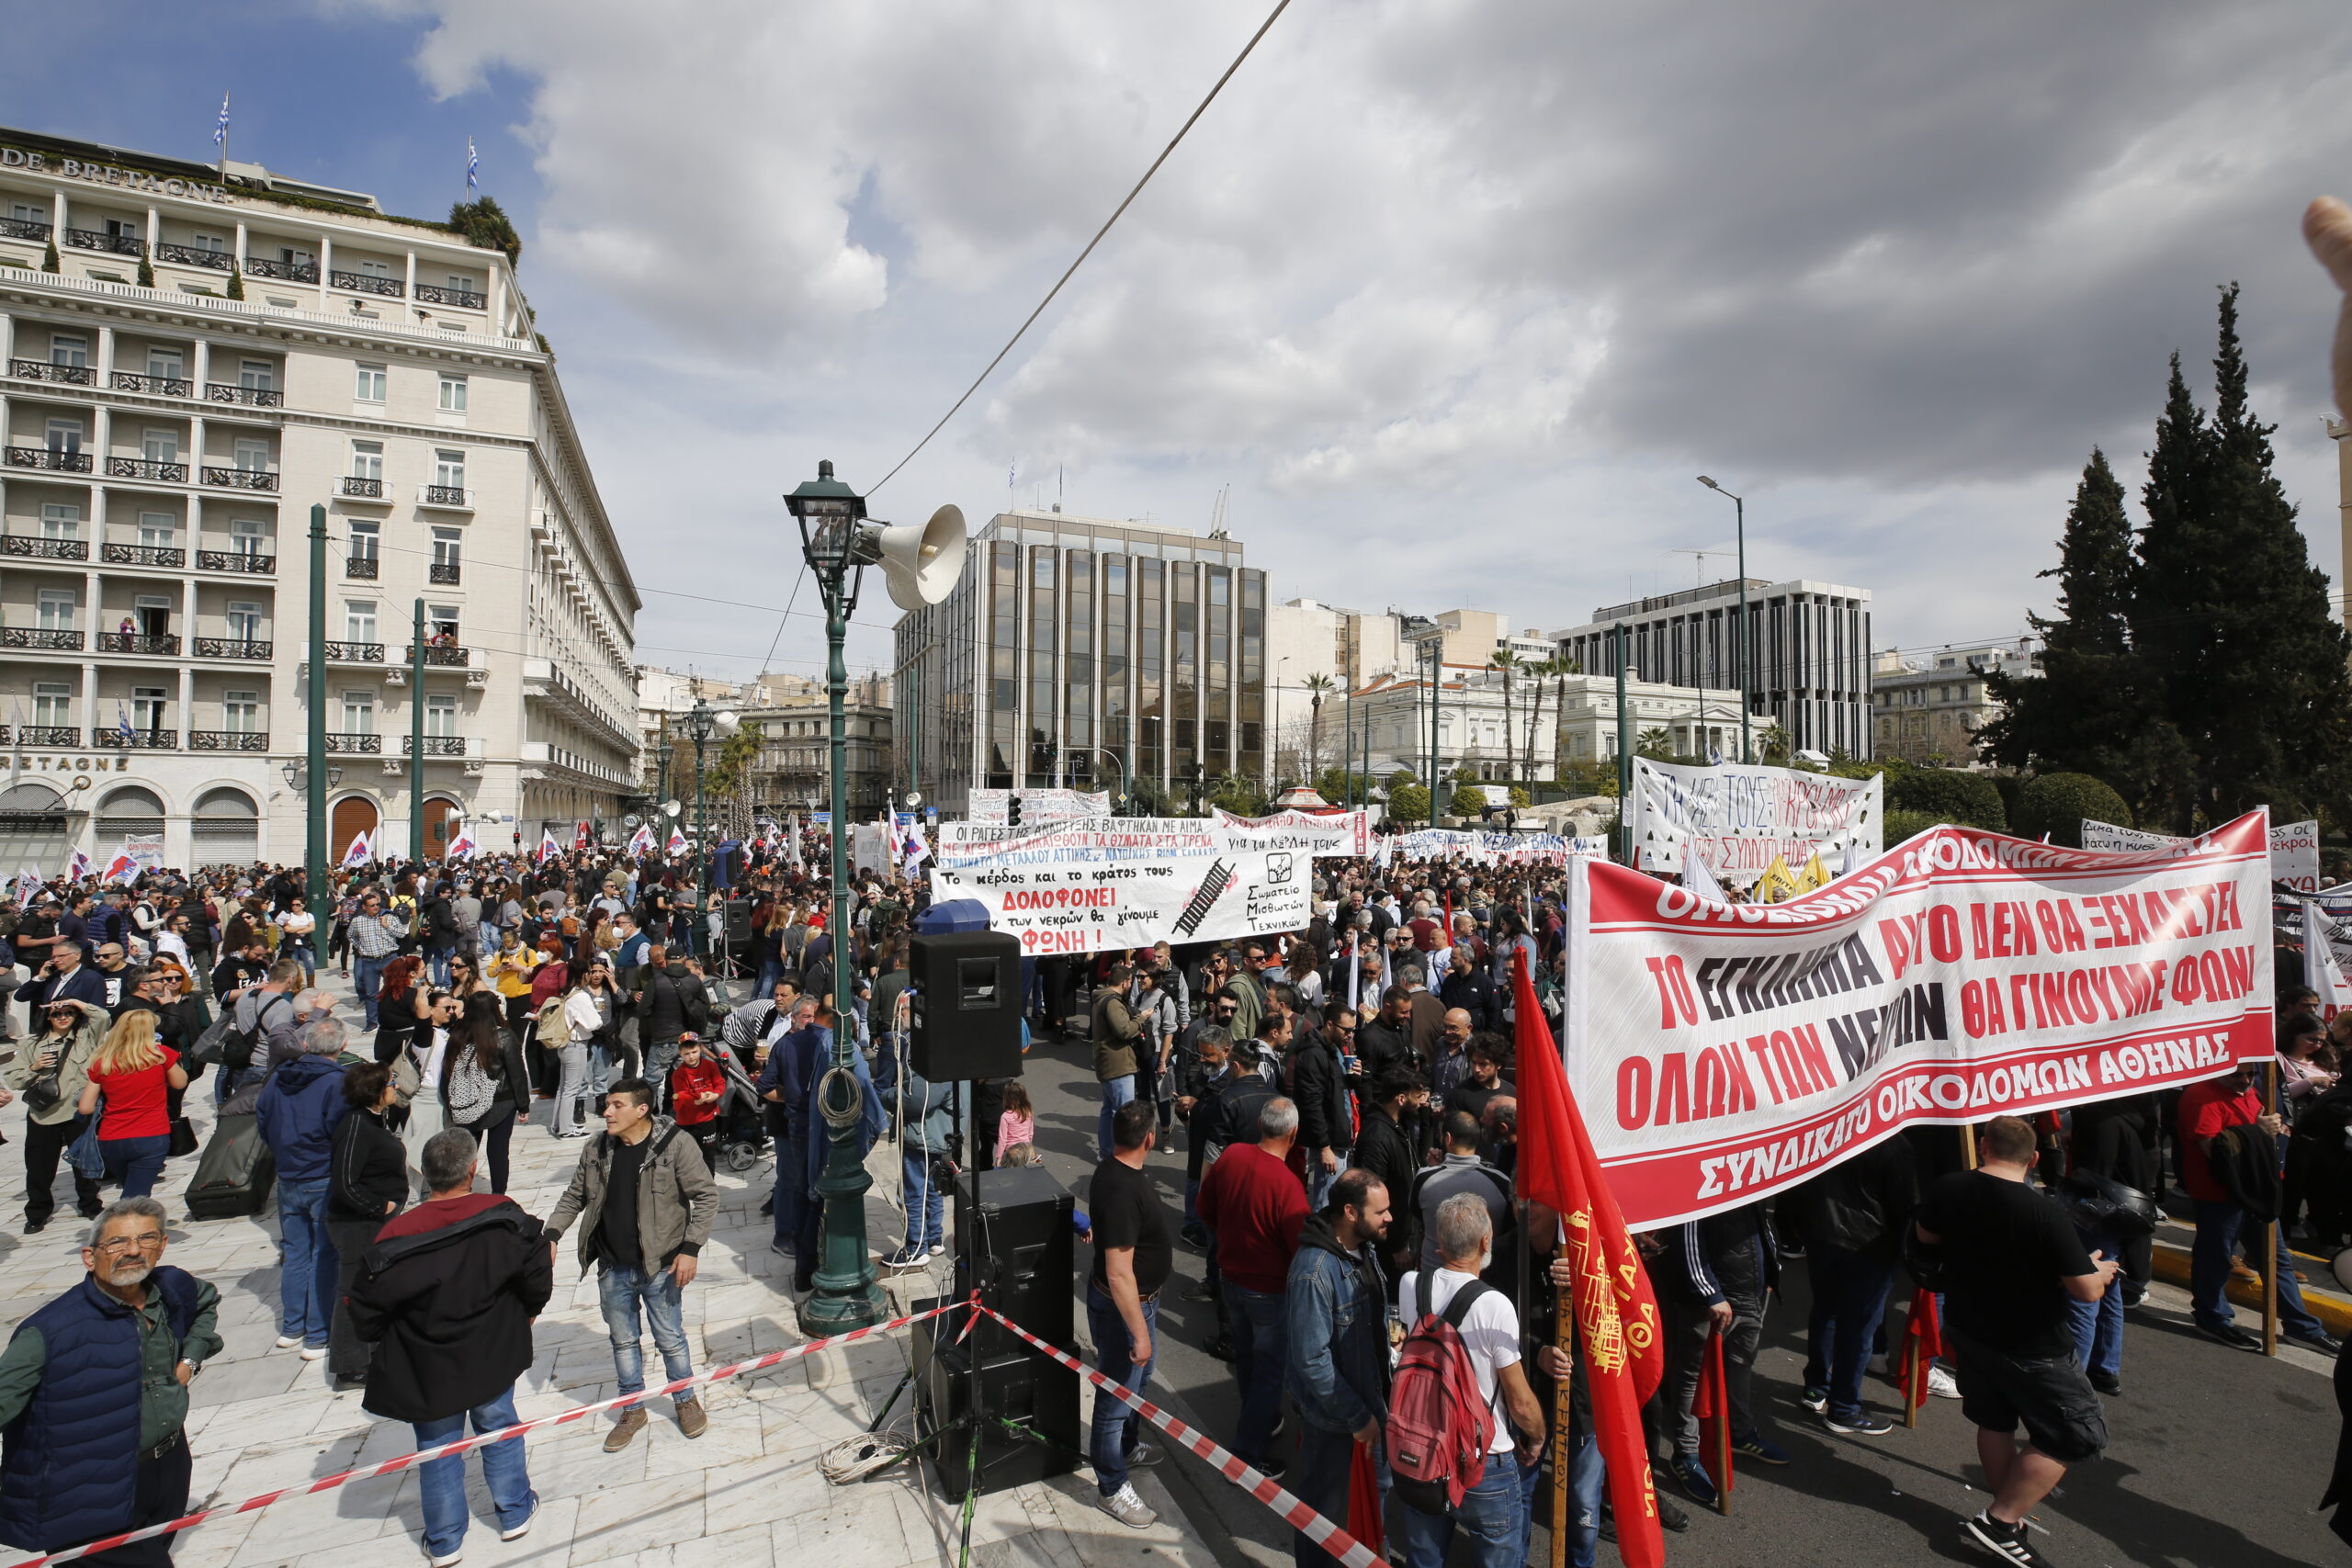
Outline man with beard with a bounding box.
[1284,1170,1396,1568]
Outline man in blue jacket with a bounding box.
[1284,1170,1395,1568]
[757,1002,884,1292]
[257,1020,355,1359]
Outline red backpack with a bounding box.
[1385,1273,1498,1513]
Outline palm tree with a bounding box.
[1488,649,1520,784]
[1521,658,1557,784]
[1302,672,1335,782]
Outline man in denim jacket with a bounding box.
[1283,1170,1394,1568]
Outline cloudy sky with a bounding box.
[19,1,2352,690]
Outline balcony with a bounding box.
[63,229,141,256]
[345,556,379,580]
[243,256,319,283]
[6,446,94,473]
[0,628,84,650]
[204,383,283,409]
[101,543,187,569]
[331,270,402,298]
[413,282,487,310]
[192,637,271,660]
[105,457,189,483]
[324,641,385,663]
[110,372,191,397]
[97,729,176,750]
[195,549,274,574]
[9,358,96,387]
[404,735,468,757]
[429,561,461,585]
[97,633,181,656]
[324,732,382,753]
[202,467,278,491]
[404,644,471,668]
[154,242,231,271]
[14,727,76,748]
[0,216,50,243]
[189,729,266,751]
[340,476,386,500]
[419,485,473,509]
[1,536,89,561]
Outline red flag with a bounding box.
[1510,951,1667,1568]
[1900,1287,1944,1407]
[1345,1441,1385,1554]
[1692,1332,1735,1496]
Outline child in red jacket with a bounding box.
[670,1036,729,1166]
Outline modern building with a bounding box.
[1871,640,2038,767]
[0,125,638,869]
[1552,577,1873,760]
[1400,608,1555,671]
[1267,597,1404,692]
[892,506,1264,818]
[745,673,892,818]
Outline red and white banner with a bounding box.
[931,848,1309,956]
[2080,815,2321,893]
[1564,813,2276,1230]
[1213,807,1373,859]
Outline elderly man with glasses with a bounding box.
[0,1196,221,1566]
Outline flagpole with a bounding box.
[1548,1281,1574,1568]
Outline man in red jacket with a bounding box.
[668,1036,729,1168]
[2178,1063,2337,1354]
[1198,1095,1308,1478]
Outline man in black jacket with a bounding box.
[1349,1067,1424,1278]
[1438,948,1497,1033]
[1284,1006,1352,1211]
[1783,1135,1918,1436]
[348,1128,550,1565]
[636,946,710,1112]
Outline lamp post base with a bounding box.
[797,1122,888,1335]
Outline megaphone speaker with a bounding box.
[878,504,970,611]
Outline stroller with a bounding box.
[707,1038,770,1174]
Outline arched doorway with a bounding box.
[95,785,165,841]
[0,783,74,869]
[330,795,379,863]
[191,788,260,869]
[421,796,459,860]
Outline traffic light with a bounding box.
[1007,792,1023,829]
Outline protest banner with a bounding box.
[1562,812,2274,1230]
[1624,758,1881,886]
[2304,898,2352,1021]
[1213,807,1372,858]
[1383,829,1601,865]
[931,847,1310,956]
[968,787,1110,825]
[2080,816,2321,892]
[934,816,1225,872]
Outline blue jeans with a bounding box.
[1306,1157,1340,1214]
[903,1148,944,1252]
[1085,1282,1159,1498]
[1097,1075,1136,1162]
[276,1178,338,1346]
[412,1385,535,1558]
[287,939,316,987]
[1224,1283,1288,1463]
[1550,1423,1604,1568]
[100,1135,169,1200]
[597,1262,697,1404]
[1293,1424,1363,1568]
[2189,1198,2324,1337]
[354,953,389,1031]
[1397,1450,1521,1568]
[424,945,453,987]
[755,960,787,998]
[773,1134,804,1248]
[2066,1224,2125,1378]
[211,1064,254,1108]
[1803,1243,1894,1423]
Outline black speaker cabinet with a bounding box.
[910,931,1024,1081]
[950,1166,1075,1360]
[723,897,752,944]
[910,1299,1080,1495]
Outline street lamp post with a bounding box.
[306,504,329,908]
[1063,745,1131,815]
[686,695,741,945]
[1696,476,1752,764]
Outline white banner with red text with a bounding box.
[967,787,1111,825]
[1564,812,2275,1230]
[931,847,1311,956]
[1624,757,1881,886]
[1212,807,1373,858]
[934,816,1226,873]
[2079,815,2320,892]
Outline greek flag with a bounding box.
[213,93,231,148]
[466,137,480,193]
[115,704,134,743]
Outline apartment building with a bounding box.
[0,126,637,868]
[1871,640,2037,767]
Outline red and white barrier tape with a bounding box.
[3,1297,967,1568]
[974,1304,1380,1568]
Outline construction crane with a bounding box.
[1671,547,1721,589]
[1207,484,1231,539]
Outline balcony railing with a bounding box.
[195,549,274,574]
[0,216,50,242]
[14,727,76,748]
[97,729,175,750]
[413,282,486,310]
[9,358,96,386]
[404,736,468,757]
[429,561,461,584]
[421,485,471,508]
[101,544,187,568]
[1,536,88,561]
[202,466,278,491]
[324,732,382,753]
[0,628,84,649]
[97,633,181,656]
[189,729,267,751]
[404,644,471,667]
[323,641,385,663]
[63,229,141,256]
[331,270,402,298]
[345,556,379,580]
[6,446,93,473]
[110,372,191,397]
[340,476,385,499]
[154,243,231,271]
[192,637,271,660]
[105,457,189,483]
[204,383,283,408]
[243,256,319,283]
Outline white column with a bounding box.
[144,206,159,257]
[489,265,505,337]
[192,340,209,393]
[81,660,97,746]
[403,251,417,322]
[96,325,114,381]
[178,663,193,745]
[318,232,333,292]
[51,192,65,239]
[232,221,247,273]
[90,481,107,553]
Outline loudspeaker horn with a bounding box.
[876,504,969,611]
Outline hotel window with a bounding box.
[48,333,86,368]
[44,418,82,457]
[232,437,270,473]
[190,231,226,255]
[37,589,75,631]
[357,257,392,279]
[227,601,264,641]
[32,682,71,728]
[355,363,387,401]
[229,518,267,556]
[341,691,376,734]
[350,440,384,480]
[434,449,466,490]
[104,217,141,246]
[437,373,468,412]
[345,602,378,642]
[221,691,259,734]
[8,203,40,227]
[431,528,462,570]
[277,245,313,269]
[141,427,178,464]
[429,604,460,642]
[146,348,183,382]
[40,503,80,541]
[131,687,168,734]
[238,359,274,392]
[425,694,458,738]
[348,520,379,564]
[137,513,177,548]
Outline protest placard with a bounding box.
[2081,815,2320,892]
[1624,758,1881,886]
[931,848,1310,955]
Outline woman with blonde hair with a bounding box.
[76,1010,187,1200]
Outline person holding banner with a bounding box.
[1657,1203,1786,1507]
[2179,1061,2340,1355]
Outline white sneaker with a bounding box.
[274,1335,302,1350]
[1100,1483,1156,1529]
[428,1551,463,1567]
[300,1345,329,1361]
[500,1495,540,1541]
[1928,1366,1961,1400]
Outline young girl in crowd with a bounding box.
[997,1079,1035,1158]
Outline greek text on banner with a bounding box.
[1624,758,1881,886]
[1563,812,2275,1230]
[931,848,1311,956]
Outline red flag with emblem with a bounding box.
[1510,949,1666,1568]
